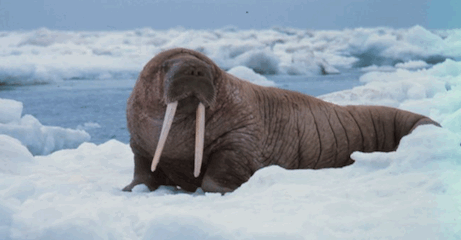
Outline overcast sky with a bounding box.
[0,0,459,31]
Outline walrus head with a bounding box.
[149,50,219,178]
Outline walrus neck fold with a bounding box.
[151,101,206,178]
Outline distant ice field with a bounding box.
[1,25,460,86]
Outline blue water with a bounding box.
[0,71,363,144]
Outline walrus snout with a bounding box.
[166,76,216,107]
[164,58,216,107]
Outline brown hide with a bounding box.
[123,48,440,193]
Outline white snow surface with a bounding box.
[227,66,275,86]
[1,26,461,85]
[1,31,461,239]
[395,60,430,69]
[76,122,102,131]
[0,99,23,124]
[0,99,90,155]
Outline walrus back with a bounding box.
[230,78,440,172]
[250,85,440,170]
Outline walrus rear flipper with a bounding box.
[395,112,441,145]
[410,117,441,132]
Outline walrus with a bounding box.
[122,48,440,193]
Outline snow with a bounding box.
[1,25,461,85]
[360,65,396,72]
[0,135,33,174]
[320,59,460,112]
[1,26,461,239]
[395,60,430,69]
[0,99,23,124]
[1,124,460,239]
[227,66,275,86]
[0,98,90,155]
[76,122,102,131]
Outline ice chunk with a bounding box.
[361,65,396,72]
[76,122,101,131]
[227,66,275,86]
[0,98,90,155]
[235,49,280,75]
[0,99,23,124]
[395,60,430,69]
[320,65,450,108]
[0,114,90,155]
[0,134,33,174]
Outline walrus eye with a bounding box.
[161,62,171,73]
[151,101,206,178]
[162,58,183,74]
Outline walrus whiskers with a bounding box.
[194,102,205,177]
[151,101,178,172]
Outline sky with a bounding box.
[0,0,460,31]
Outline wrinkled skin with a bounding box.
[123,48,440,193]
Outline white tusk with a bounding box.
[151,101,178,172]
[194,102,205,177]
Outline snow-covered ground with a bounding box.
[1,26,461,239]
[1,25,461,85]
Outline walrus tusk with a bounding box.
[194,102,205,177]
[151,101,178,172]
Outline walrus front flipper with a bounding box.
[122,152,167,192]
[201,149,255,193]
[122,180,143,192]
[123,140,173,192]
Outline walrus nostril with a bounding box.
[185,69,204,77]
